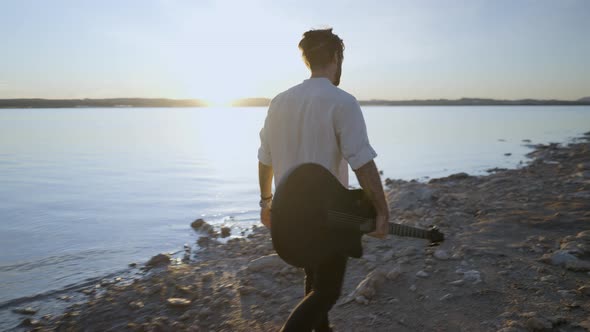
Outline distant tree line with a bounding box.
[1,97,589,108]
[0,98,207,108]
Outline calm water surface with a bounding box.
[0,106,589,309]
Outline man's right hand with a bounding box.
[260,207,272,229]
[368,211,389,238]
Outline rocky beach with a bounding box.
[10,132,590,332]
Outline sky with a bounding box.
[1,0,589,102]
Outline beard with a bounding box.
[332,63,342,86]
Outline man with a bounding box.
[257,28,390,332]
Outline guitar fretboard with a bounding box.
[327,210,432,240]
[389,223,430,239]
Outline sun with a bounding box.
[205,94,235,107]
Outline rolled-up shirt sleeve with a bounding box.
[334,99,377,170]
[258,109,273,166]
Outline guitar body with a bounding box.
[271,163,375,268]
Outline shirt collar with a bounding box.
[304,77,332,84]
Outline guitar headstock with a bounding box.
[427,226,445,245]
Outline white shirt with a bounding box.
[258,77,377,187]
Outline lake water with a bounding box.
[0,106,589,317]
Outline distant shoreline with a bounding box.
[1,97,590,108]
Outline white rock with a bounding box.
[449,279,464,286]
[355,295,369,305]
[416,270,430,278]
[167,298,191,307]
[462,270,482,283]
[439,293,452,301]
[342,270,386,303]
[434,249,450,260]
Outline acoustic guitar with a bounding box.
[271,163,444,268]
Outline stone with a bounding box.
[439,293,452,301]
[557,290,576,298]
[167,298,192,308]
[449,279,464,286]
[354,295,369,305]
[578,319,590,330]
[129,301,144,309]
[433,249,450,260]
[220,227,231,238]
[12,307,37,315]
[462,270,482,283]
[191,218,217,236]
[388,185,436,211]
[525,317,552,331]
[146,253,171,267]
[578,285,590,296]
[540,275,557,282]
[343,270,387,303]
[18,318,39,327]
[539,250,578,267]
[247,254,287,272]
[565,259,590,272]
[386,266,402,280]
[409,284,417,292]
[416,270,430,278]
[575,171,590,179]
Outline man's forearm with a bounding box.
[354,160,388,215]
[258,162,274,198]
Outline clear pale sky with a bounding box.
[1,0,589,102]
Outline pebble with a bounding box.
[19,318,39,327]
[146,253,171,267]
[579,319,590,330]
[525,317,552,331]
[354,295,369,305]
[433,249,450,260]
[416,270,430,278]
[449,279,464,286]
[129,301,144,309]
[167,298,192,308]
[409,284,417,292]
[540,275,557,282]
[578,285,590,296]
[12,307,37,315]
[462,270,482,283]
[220,226,231,238]
[386,266,402,280]
[557,289,576,298]
[439,293,453,301]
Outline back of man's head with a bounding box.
[298,28,344,71]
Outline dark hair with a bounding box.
[298,28,344,70]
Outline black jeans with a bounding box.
[281,254,348,332]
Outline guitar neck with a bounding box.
[327,210,431,240]
[388,222,430,240]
